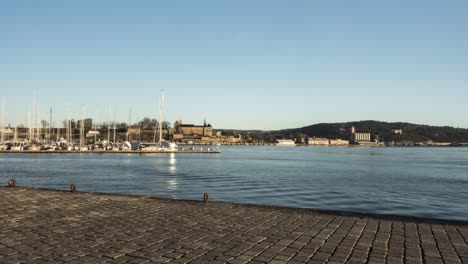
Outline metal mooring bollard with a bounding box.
[203,192,209,203]
[8,179,16,187]
[70,184,77,193]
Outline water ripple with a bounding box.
[1,146,468,221]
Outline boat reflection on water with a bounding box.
[167,153,177,193]
[169,153,176,174]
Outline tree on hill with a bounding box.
[269,121,468,143]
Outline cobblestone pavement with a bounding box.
[0,187,467,264]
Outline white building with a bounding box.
[351,126,371,142]
[308,137,329,146]
[329,139,349,146]
[276,139,296,146]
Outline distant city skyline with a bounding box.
[1,1,467,130]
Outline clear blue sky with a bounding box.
[1,0,467,130]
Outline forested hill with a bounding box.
[272,121,468,143]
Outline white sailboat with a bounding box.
[11,124,29,151]
[112,114,119,151]
[79,106,89,151]
[142,90,177,152]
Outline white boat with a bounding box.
[141,145,158,151]
[30,144,40,151]
[80,146,89,151]
[122,141,131,151]
[12,141,29,151]
[102,140,112,150]
[141,141,178,151]
[0,142,12,150]
[112,143,120,151]
[122,141,139,151]
[41,144,57,151]
[93,141,105,150]
[276,139,296,146]
[149,90,178,152]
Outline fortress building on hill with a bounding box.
[172,120,241,144]
[174,120,212,137]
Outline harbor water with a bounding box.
[1,146,467,221]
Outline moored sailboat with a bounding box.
[142,90,178,152]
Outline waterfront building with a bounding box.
[0,128,13,134]
[329,139,349,146]
[350,126,371,142]
[171,120,244,144]
[174,120,212,137]
[77,118,93,130]
[214,130,242,144]
[276,139,296,146]
[86,129,100,138]
[307,137,329,146]
[295,134,308,144]
[223,134,242,144]
[127,125,141,141]
[63,119,76,129]
[0,128,13,141]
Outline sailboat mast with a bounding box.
[79,107,82,147]
[56,119,59,142]
[107,108,110,143]
[83,107,86,147]
[159,90,163,143]
[49,107,52,142]
[127,106,131,141]
[32,96,35,140]
[70,110,73,144]
[36,100,41,142]
[80,106,85,147]
[69,115,72,144]
[113,112,116,143]
[94,113,97,143]
[153,97,158,144]
[1,96,5,143]
[37,108,40,141]
[94,122,97,143]
[65,112,69,143]
[28,112,31,141]
[69,116,72,144]
[14,123,17,143]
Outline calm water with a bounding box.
[1,146,468,221]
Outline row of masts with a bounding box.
[2,107,118,147]
[1,91,165,146]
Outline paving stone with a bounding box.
[0,187,467,264]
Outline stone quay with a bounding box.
[0,187,467,263]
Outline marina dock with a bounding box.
[0,187,467,263]
[0,150,220,154]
